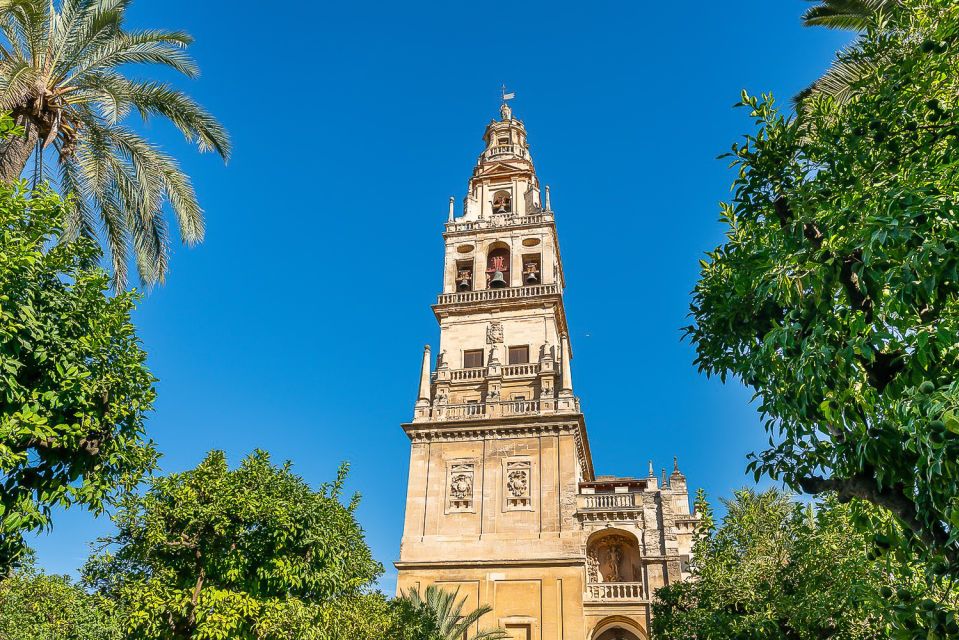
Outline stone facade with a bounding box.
[396,102,698,640]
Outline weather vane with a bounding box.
[501,84,515,102]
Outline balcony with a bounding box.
[422,397,580,422]
[445,363,541,383]
[483,144,528,159]
[585,582,645,602]
[436,283,559,306]
[445,211,553,233]
[580,493,639,510]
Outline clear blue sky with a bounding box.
[30,1,851,592]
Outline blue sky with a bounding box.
[29,1,851,592]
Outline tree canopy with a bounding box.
[0,170,156,571]
[653,490,957,639]
[84,450,383,640]
[686,0,959,578]
[0,549,122,640]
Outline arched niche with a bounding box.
[586,528,642,583]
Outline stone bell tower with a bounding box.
[396,100,698,640]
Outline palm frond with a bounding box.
[122,80,230,157]
[801,0,897,30]
[64,30,198,85]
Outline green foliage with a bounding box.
[392,585,507,640]
[653,490,957,639]
[0,180,156,570]
[0,550,122,640]
[84,450,383,640]
[0,0,231,288]
[801,0,897,30]
[687,0,959,594]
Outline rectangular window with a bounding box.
[508,346,529,365]
[464,349,484,368]
[506,624,531,640]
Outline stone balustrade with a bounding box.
[437,283,559,305]
[445,211,553,233]
[484,144,527,159]
[501,363,541,377]
[450,367,486,382]
[585,582,645,601]
[580,493,637,509]
[426,397,578,421]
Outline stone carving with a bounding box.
[607,543,623,582]
[586,551,600,583]
[486,321,503,344]
[447,462,474,511]
[505,460,531,509]
[450,473,472,500]
[507,469,528,497]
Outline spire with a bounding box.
[447,196,455,222]
[662,468,668,488]
[416,345,432,404]
[648,460,655,477]
[559,333,573,396]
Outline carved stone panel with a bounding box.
[446,461,475,513]
[486,321,504,344]
[504,459,532,510]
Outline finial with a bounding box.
[674,456,679,472]
[544,185,551,211]
[662,468,668,487]
[648,460,654,477]
[448,196,455,222]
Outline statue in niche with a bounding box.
[607,544,623,582]
[507,469,528,497]
[486,321,503,344]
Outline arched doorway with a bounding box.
[595,628,642,640]
[590,616,648,640]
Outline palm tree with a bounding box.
[796,0,900,106]
[400,585,508,640]
[0,0,230,288]
[801,0,896,30]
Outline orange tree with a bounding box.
[686,0,959,633]
[0,158,156,571]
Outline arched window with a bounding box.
[492,190,512,214]
[486,246,510,288]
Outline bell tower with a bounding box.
[396,100,697,640]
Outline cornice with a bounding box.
[402,414,594,480]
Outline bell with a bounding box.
[457,277,471,291]
[525,270,539,284]
[489,270,508,288]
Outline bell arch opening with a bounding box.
[486,243,510,289]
